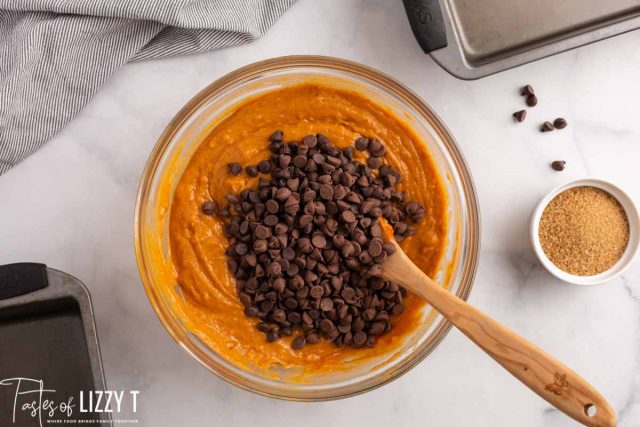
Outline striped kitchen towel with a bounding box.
[0,0,296,176]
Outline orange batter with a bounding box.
[169,84,448,377]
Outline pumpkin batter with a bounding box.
[169,84,448,378]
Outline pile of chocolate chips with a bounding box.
[205,131,425,349]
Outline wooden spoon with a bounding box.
[380,232,616,427]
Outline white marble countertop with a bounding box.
[1,0,639,426]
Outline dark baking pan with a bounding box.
[0,263,112,426]
[403,0,640,79]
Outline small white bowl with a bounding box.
[530,178,640,285]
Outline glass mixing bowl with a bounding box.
[135,56,480,400]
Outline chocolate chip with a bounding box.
[201,200,218,215]
[369,322,385,335]
[272,309,286,323]
[367,156,382,169]
[245,165,259,177]
[320,298,334,312]
[551,160,566,171]
[292,335,306,349]
[526,94,538,107]
[284,298,298,309]
[303,134,318,148]
[293,155,307,168]
[266,329,280,342]
[382,242,396,255]
[280,327,292,337]
[310,286,324,299]
[541,121,555,132]
[311,154,325,166]
[553,118,567,129]
[239,292,252,306]
[319,318,334,333]
[368,138,385,156]
[258,160,272,173]
[273,278,286,293]
[362,308,376,321]
[391,303,405,316]
[245,306,259,317]
[275,187,291,201]
[269,130,284,142]
[227,163,242,175]
[278,154,291,168]
[368,238,383,257]
[264,215,278,226]
[521,85,535,96]
[513,110,526,123]
[312,234,327,249]
[235,242,248,256]
[305,333,319,344]
[368,264,382,277]
[255,225,270,240]
[265,199,279,214]
[353,331,367,346]
[354,137,369,151]
[341,210,356,223]
[341,287,355,301]
[257,322,271,334]
[319,185,334,200]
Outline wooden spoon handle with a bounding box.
[383,250,616,427]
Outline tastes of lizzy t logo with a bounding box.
[0,377,139,425]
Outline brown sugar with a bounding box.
[539,186,629,276]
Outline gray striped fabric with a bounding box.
[0,0,296,175]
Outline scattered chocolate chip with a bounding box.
[246,165,259,177]
[513,110,526,123]
[521,84,535,97]
[553,118,567,129]
[201,200,218,215]
[368,138,386,156]
[551,160,566,171]
[227,163,242,175]
[526,94,538,107]
[258,160,272,174]
[541,121,555,132]
[354,137,369,151]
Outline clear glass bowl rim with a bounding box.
[134,55,481,401]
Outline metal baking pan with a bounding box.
[403,0,640,79]
[0,263,112,426]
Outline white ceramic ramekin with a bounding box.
[530,178,639,285]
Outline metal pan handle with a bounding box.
[0,263,48,300]
[402,0,448,53]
